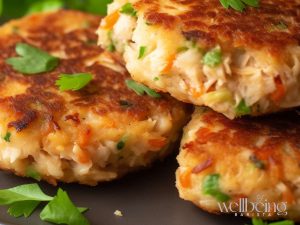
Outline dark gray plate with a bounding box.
[0,155,280,225]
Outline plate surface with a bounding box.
[0,154,286,225]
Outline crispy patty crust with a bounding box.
[0,10,191,185]
[98,0,300,119]
[176,108,300,220]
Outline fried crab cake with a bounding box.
[0,10,191,186]
[98,0,300,119]
[176,107,300,220]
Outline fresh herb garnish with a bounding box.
[3,132,11,142]
[249,155,265,170]
[203,47,222,67]
[0,184,89,224]
[202,174,230,202]
[235,99,251,116]
[120,3,137,17]
[40,189,89,225]
[154,77,159,81]
[252,218,294,225]
[275,21,288,30]
[138,46,147,59]
[126,79,161,98]
[219,0,259,12]
[116,135,128,150]
[56,73,93,91]
[6,43,59,75]
[108,43,116,52]
[177,46,189,53]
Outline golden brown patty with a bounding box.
[98,0,300,119]
[176,107,300,220]
[0,10,191,185]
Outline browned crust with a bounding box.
[0,10,185,132]
[183,109,300,176]
[135,0,300,52]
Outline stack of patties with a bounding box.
[0,10,191,185]
[98,0,300,221]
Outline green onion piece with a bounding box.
[235,99,251,116]
[3,132,11,142]
[138,46,147,59]
[120,3,137,17]
[202,174,230,202]
[56,73,93,91]
[116,135,128,150]
[125,79,161,98]
[203,47,222,67]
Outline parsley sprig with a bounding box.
[219,0,259,12]
[126,79,161,98]
[56,73,93,91]
[0,184,89,224]
[6,43,59,75]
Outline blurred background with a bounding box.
[0,0,111,22]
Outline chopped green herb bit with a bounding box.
[203,47,222,67]
[138,46,147,59]
[202,174,230,202]
[56,73,93,91]
[120,3,137,17]
[6,43,59,75]
[116,135,128,150]
[3,132,11,142]
[235,99,251,116]
[275,21,288,30]
[220,0,259,12]
[126,79,161,98]
[40,188,89,225]
[25,166,41,181]
[108,43,116,52]
[119,100,133,108]
[177,46,189,53]
[85,39,97,46]
[249,155,265,170]
[154,77,159,81]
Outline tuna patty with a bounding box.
[98,0,300,119]
[0,10,191,186]
[176,107,300,220]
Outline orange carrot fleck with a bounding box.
[100,11,120,30]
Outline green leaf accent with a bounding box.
[203,47,222,67]
[56,73,93,91]
[0,184,52,205]
[125,79,161,98]
[138,46,147,59]
[219,0,259,12]
[6,43,59,75]
[3,132,11,142]
[202,174,230,202]
[8,201,40,218]
[235,99,251,116]
[120,3,137,17]
[40,189,89,225]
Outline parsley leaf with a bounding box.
[220,0,259,12]
[6,43,59,75]
[8,201,40,218]
[40,189,90,225]
[116,135,128,150]
[202,174,230,202]
[203,47,222,67]
[56,73,93,91]
[126,79,161,98]
[120,3,137,17]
